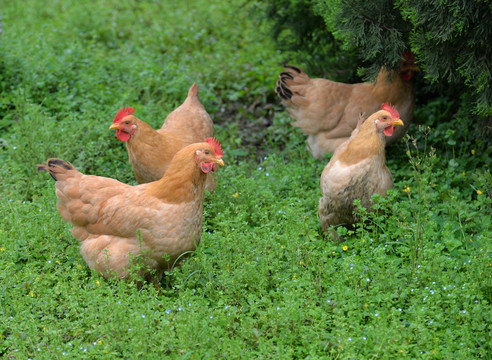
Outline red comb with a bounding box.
[113,107,135,124]
[206,137,223,158]
[381,103,400,119]
[401,50,415,62]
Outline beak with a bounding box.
[391,119,404,126]
[215,158,225,166]
[109,123,120,130]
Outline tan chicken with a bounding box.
[110,83,215,188]
[276,52,417,158]
[38,139,224,282]
[318,104,403,237]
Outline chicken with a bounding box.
[318,104,403,237]
[276,52,417,158]
[38,138,224,282]
[110,83,216,189]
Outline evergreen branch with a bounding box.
[355,14,411,33]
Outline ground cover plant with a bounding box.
[0,0,491,358]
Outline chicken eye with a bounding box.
[205,150,210,155]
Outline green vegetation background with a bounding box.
[0,0,490,358]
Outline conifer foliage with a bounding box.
[257,0,358,80]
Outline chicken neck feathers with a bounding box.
[125,118,188,184]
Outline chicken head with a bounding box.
[109,107,136,142]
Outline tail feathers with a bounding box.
[275,65,309,101]
[356,113,365,130]
[38,158,75,181]
[283,65,303,74]
[347,113,366,139]
[188,82,199,99]
[276,82,293,100]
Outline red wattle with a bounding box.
[384,126,395,137]
[400,71,413,81]
[116,130,131,142]
[200,162,214,173]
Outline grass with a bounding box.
[1,0,491,358]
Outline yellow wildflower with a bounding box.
[98,340,102,345]
[232,192,238,198]
[462,171,465,177]
[471,149,475,155]
[0,248,5,252]
[342,245,348,251]
[96,280,100,286]
[477,190,483,195]
[403,186,411,193]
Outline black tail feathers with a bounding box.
[275,64,303,101]
[38,158,74,181]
